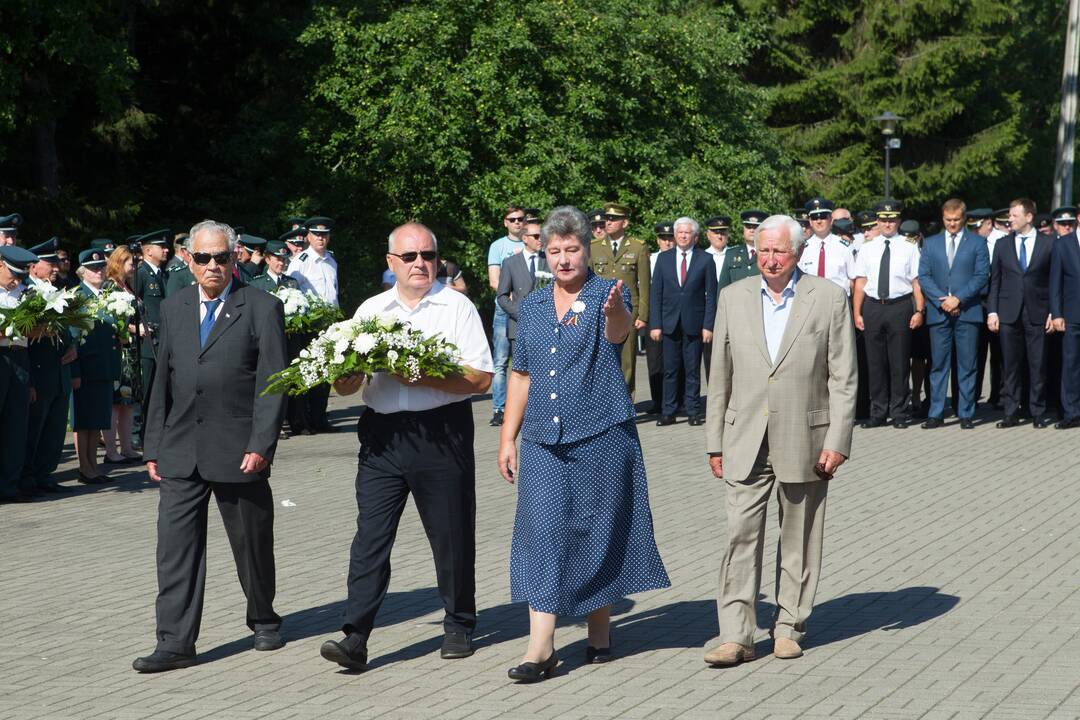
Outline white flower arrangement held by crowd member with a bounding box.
[274,287,344,335]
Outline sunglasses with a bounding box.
[389,250,437,263]
[192,251,233,266]
[523,232,541,239]
[505,216,525,223]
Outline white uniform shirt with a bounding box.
[355,282,494,414]
[797,233,856,294]
[0,282,27,347]
[705,245,727,281]
[650,251,660,276]
[287,250,338,307]
[987,228,1007,259]
[855,235,921,300]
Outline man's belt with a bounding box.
[866,293,913,306]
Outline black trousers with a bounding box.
[1061,323,1080,419]
[344,400,476,640]
[976,324,1002,404]
[862,297,912,420]
[138,356,156,444]
[154,471,279,655]
[285,333,311,432]
[662,324,703,416]
[855,329,871,420]
[306,384,332,429]
[999,319,1047,418]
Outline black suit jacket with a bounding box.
[143,280,288,483]
[988,231,1053,325]
[649,247,717,335]
[1050,231,1080,323]
[495,251,541,339]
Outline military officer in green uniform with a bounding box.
[237,234,267,281]
[133,229,170,441]
[165,238,196,296]
[589,202,651,399]
[588,208,606,241]
[0,212,22,246]
[716,210,764,291]
[249,240,301,292]
[0,245,37,503]
[90,238,117,256]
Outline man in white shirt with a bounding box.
[321,222,493,672]
[852,199,925,429]
[797,197,856,294]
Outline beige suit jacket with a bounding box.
[705,273,856,483]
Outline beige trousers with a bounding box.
[716,435,828,646]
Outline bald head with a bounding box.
[388,222,438,254]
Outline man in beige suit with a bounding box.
[704,214,856,666]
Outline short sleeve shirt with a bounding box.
[287,250,339,306]
[855,235,921,300]
[796,234,857,294]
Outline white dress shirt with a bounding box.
[987,228,1007,258]
[288,250,339,307]
[650,251,660,276]
[0,282,27,347]
[198,282,231,323]
[854,235,921,300]
[705,245,727,281]
[796,233,856,294]
[675,248,695,287]
[1014,231,1034,267]
[761,272,799,364]
[355,282,494,414]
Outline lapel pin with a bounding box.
[225,313,231,318]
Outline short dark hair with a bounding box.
[942,198,967,215]
[503,204,524,218]
[1009,198,1036,215]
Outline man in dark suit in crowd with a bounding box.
[649,216,717,427]
[919,198,990,429]
[496,219,544,354]
[134,229,170,442]
[987,198,1055,428]
[134,220,288,673]
[1050,213,1080,428]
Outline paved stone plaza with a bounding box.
[2,358,1079,720]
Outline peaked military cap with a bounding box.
[993,208,1010,222]
[265,239,290,257]
[899,219,921,237]
[705,215,732,231]
[602,203,630,218]
[305,216,334,233]
[0,245,37,275]
[792,209,810,225]
[78,248,108,268]
[654,222,674,237]
[872,198,903,218]
[29,237,61,262]
[0,213,22,233]
[523,208,542,223]
[90,239,117,255]
[855,210,878,229]
[832,218,856,236]
[279,227,307,244]
[804,197,835,217]
[137,229,171,247]
[966,208,992,227]
[286,216,307,230]
[740,209,767,227]
[238,234,268,252]
[1034,213,1052,230]
[1053,206,1078,224]
[588,209,605,224]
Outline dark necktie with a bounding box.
[200,299,222,348]
[878,239,891,300]
[1018,236,1028,272]
[276,274,285,288]
[528,253,535,278]
[680,251,688,286]
[612,240,618,256]
[817,242,826,277]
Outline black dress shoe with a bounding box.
[40,484,72,493]
[103,456,128,465]
[253,629,284,651]
[507,651,558,683]
[892,418,910,429]
[960,418,975,429]
[996,415,1019,428]
[1033,416,1054,428]
[921,417,944,429]
[688,415,705,427]
[320,635,368,670]
[441,631,474,659]
[132,650,197,673]
[489,410,504,427]
[645,404,661,415]
[1056,416,1080,429]
[861,417,887,429]
[656,415,676,426]
[585,632,613,664]
[77,472,108,485]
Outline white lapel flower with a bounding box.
[571,300,585,314]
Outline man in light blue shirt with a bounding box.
[486,204,526,426]
[761,270,800,363]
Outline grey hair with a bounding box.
[187,220,238,251]
[540,206,590,249]
[674,216,700,236]
[754,214,806,254]
[388,223,439,253]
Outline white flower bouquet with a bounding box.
[0,286,94,343]
[274,287,343,335]
[262,314,464,396]
[533,269,554,289]
[89,287,136,343]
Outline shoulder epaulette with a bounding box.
[298,252,309,262]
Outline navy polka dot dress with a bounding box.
[510,271,670,616]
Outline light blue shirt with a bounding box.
[488,234,525,318]
[761,270,800,364]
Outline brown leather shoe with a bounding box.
[773,636,803,659]
[704,642,754,666]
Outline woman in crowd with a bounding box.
[497,206,670,683]
[102,246,141,464]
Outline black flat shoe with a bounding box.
[960,418,975,429]
[253,629,284,651]
[656,415,675,427]
[861,417,887,429]
[132,650,197,673]
[1056,416,1080,429]
[892,418,910,429]
[688,415,705,426]
[1033,416,1054,429]
[441,631,474,659]
[103,456,127,465]
[996,415,1019,428]
[508,651,558,683]
[921,417,943,429]
[320,635,367,671]
[585,645,612,664]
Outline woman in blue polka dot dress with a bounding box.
[497,206,670,683]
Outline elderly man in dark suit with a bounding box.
[649,217,717,427]
[496,220,544,353]
[134,220,288,673]
[987,199,1055,428]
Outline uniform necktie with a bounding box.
[276,274,285,288]
[878,239,891,300]
[200,298,222,348]
[528,253,536,278]
[680,251,688,286]
[1019,236,1028,271]
[612,240,618,256]
[947,233,956,269]
[817,241,826,277]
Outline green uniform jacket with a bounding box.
[164,256,186,274]
[240,261,265,280]
[135,262,166,359]
[589,236,651,324]
[70,284,121,383]
[717,244,760,292]
[248,272,300,293]
[165,263,195,296]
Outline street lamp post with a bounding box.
[874,111,904,198]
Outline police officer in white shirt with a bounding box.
[320,222,493,672]
[852,199,926,429]
[797,197,857,294]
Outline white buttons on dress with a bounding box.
[553,416,560,423]
[554,327,559,334]
[550,393,557,400]
[549,370,556,376]
[550,347,556,353]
